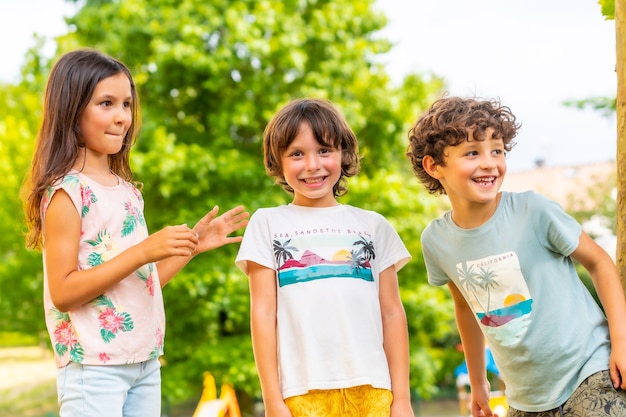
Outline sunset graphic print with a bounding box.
[457,251,533,346]
[274,234,375,287]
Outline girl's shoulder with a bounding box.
[47,171,85,195]
[48,171,141,203]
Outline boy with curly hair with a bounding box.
[406,96,626,417]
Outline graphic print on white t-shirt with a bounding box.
[456,251,533,347]
[274,233,375,287]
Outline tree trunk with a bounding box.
[617,0,626,291]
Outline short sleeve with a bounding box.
[374,213,411,273]
[42,174,89,221]
[528,192,582,256]
[235,208,277,275]
[421,222,450,287]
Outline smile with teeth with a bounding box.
[474,176,495,185]
[302,176,325,184]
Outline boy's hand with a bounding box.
[470,382,497,417]
[609,339,626,389]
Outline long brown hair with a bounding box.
[22,48,141,250]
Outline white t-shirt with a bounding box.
[236,204,410,398]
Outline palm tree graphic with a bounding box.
[353,235,375,261]
[476,266,499,314]
[349,235,375,275]
[348,249,365,275]
[457,262,500,315]
[273,239,298,267]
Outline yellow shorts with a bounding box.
[284,384,393,417]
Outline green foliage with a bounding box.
[599,0,615,19]
[3,0,458,407]
[566,170,617,234]
[0,39,50,336]
[563,96,616,118]
[0,332,39,347]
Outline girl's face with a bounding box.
[78,72,133,158]
[280,122,342,207]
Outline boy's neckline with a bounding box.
[449,192,502,229]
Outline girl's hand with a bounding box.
[192,205,249,254]
[140,224,200,262]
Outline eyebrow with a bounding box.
[94,94,133,101]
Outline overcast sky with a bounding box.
[375,0,617,172]
[2,0,617,172]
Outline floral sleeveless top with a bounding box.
[42,171,165,368]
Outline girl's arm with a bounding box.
[157,205,249,286]
[247,261,292,417]
[571,231,626,389]
[379,265,414,417]
[448,282,496,417]
[44,190,199,312]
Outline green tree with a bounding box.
[2,0,464,408]
[0,39,52,338]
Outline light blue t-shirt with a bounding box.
[422,191,610,412]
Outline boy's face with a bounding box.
[431,127,507,206]
[280,122,342,207]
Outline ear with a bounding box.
[421,155,443,179]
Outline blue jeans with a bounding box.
[57,358,161,417]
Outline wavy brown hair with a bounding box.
[22,48,140,250]
[406,96,520,195]
[263,98,361,197]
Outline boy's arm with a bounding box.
[247,262,292,417]
[448,282,496,417]
[570,231,626,389]
[379,266,414,417]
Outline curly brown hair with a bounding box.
[406,96,520,195]
[263,98,361,197]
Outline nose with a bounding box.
[479,153,498,170]
[305,154,321,171]
[114,106,131,125]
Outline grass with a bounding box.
[0,346,58,417]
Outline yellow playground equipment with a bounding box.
[488,390,508,417]
[458,390,508,417]
[191,372,242,417]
